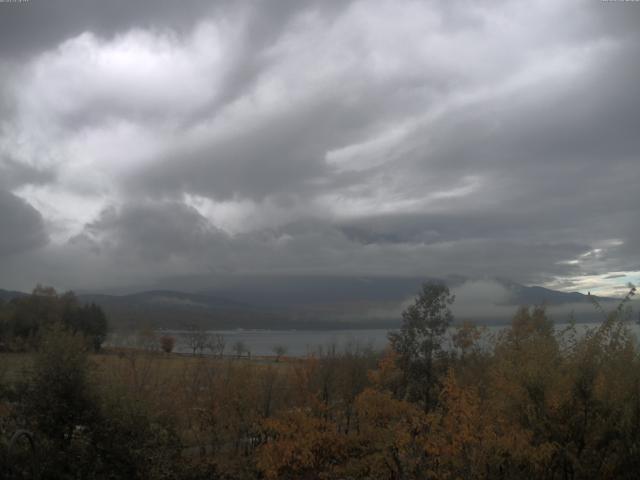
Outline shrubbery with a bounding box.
[1,282,638,479]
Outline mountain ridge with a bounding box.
[0,278,626,330]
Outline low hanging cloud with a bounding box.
[0,0,638,295]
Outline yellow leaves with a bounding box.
[352,389,429,479]
[367,347,404,397]
[423,370,488,477]
[452,321,485,356]
[257,388,430,480]
[420,369,562,479]
[356,387,422,427]
[257,408,345,480]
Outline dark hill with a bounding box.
[0,279,628,330]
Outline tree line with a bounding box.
[0,285,108,352]
[0,282,638,479]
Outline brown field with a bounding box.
[1,349,294,384]
[0,352,35,385]
[1,347,305,457]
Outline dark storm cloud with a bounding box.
[75,201,227,261]
[333,41,640,262]
[337,211,592,247]
[69,204,588,288]
[0,190,47,256]
[0,0,347,61]
[128,93,394,201]
[0,0,638,294]
[0,0,214,59]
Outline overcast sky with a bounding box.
[0,0,638,295]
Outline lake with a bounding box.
[108,320,640,357]
[110,328,392,357]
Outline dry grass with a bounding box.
[0,353,35,385]
[1,349,296,386]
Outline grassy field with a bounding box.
[1,348,298,445]
[0,353,35,385]
[1,348,295,390]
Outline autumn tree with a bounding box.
[160,335,175,354]
[452,320,485,359]
[257,408,346,479]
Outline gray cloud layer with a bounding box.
[0,190,47,256]
[0,0,638,294]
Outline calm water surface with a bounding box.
[109,321,640,357]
